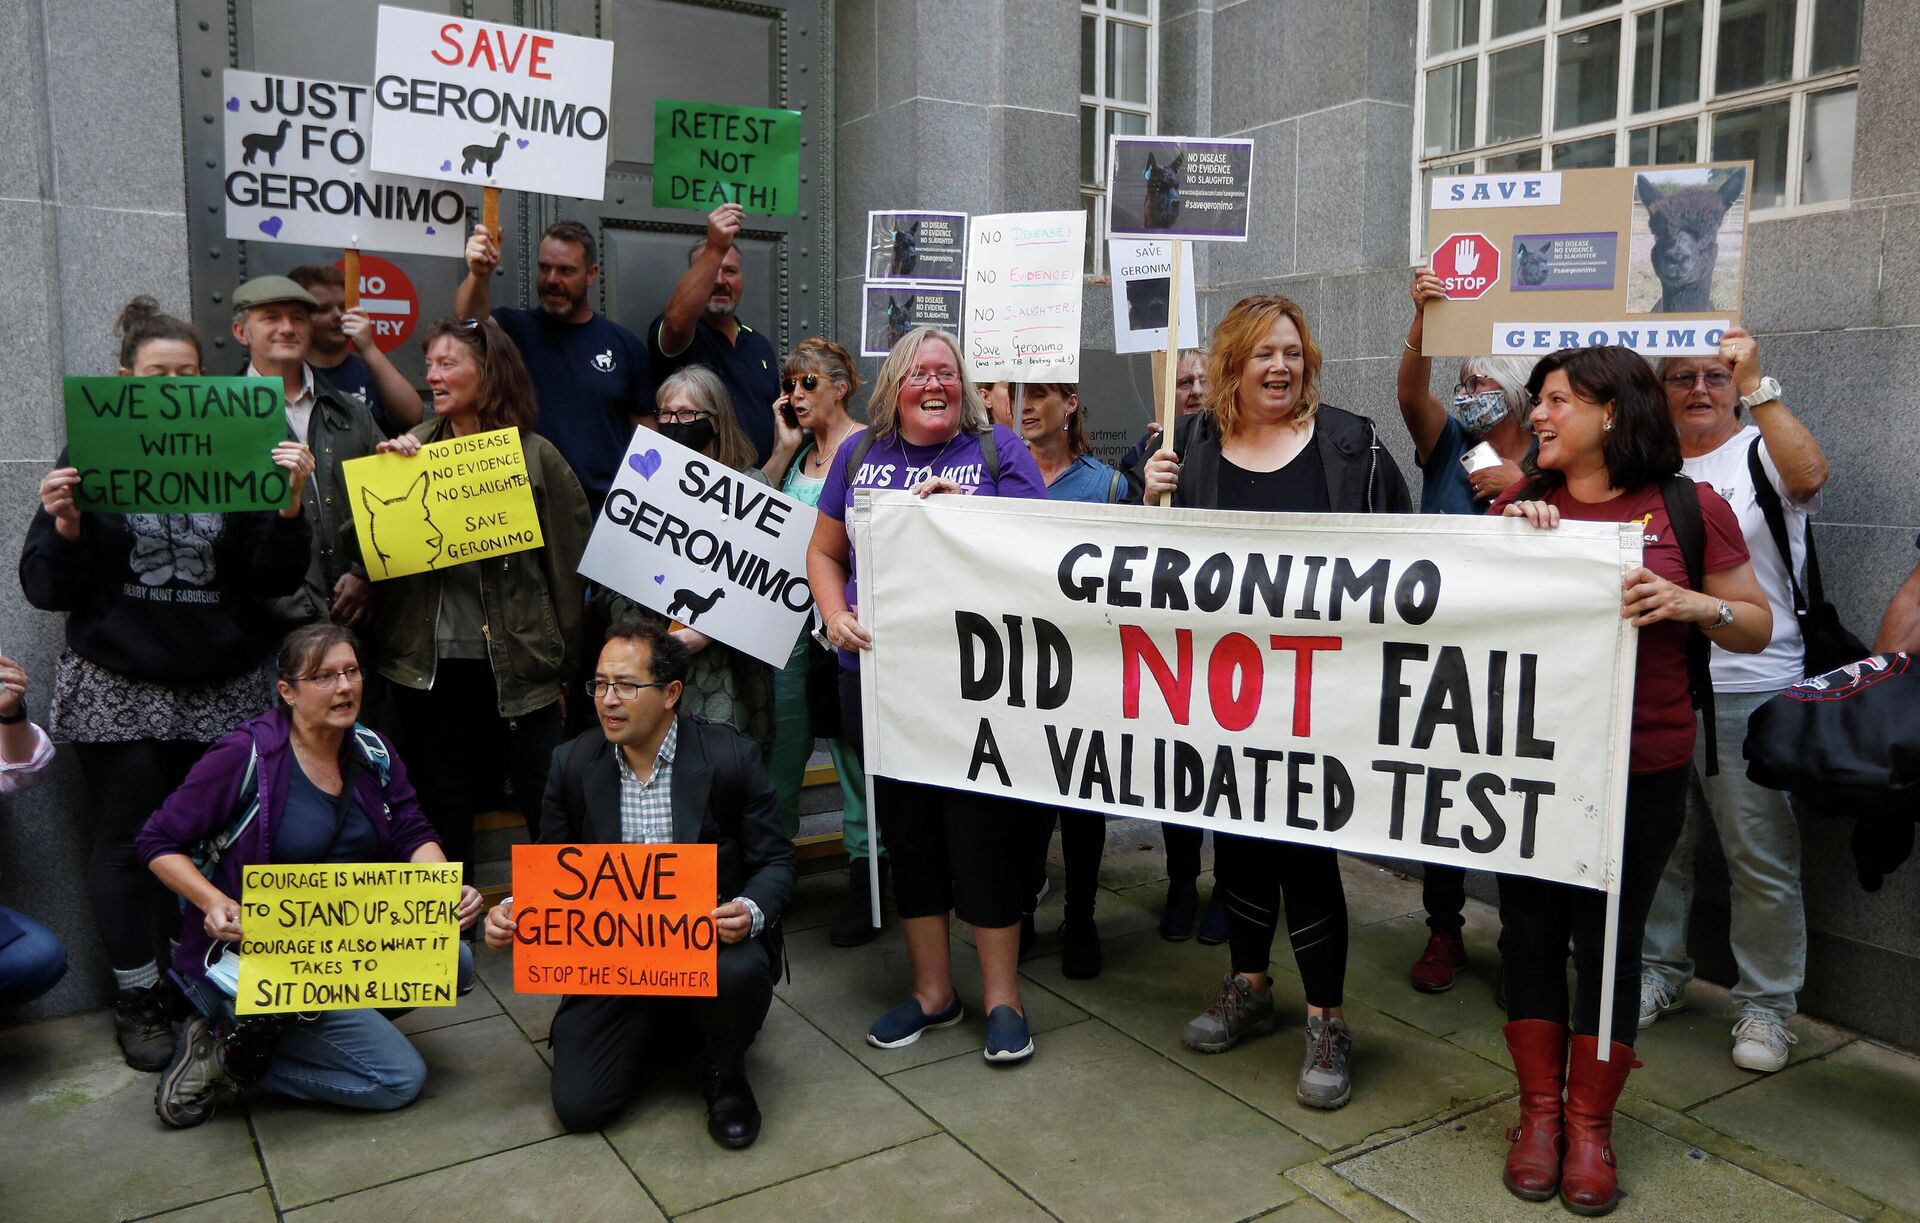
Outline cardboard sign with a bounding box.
[1107,136,1255,243]
[512,844,719,997]
[867,210,967,284]
[222,70,465,258]
[63,376,289,513]
[853,493,1640,892]
[369,6,615,200]
[1108,239,1199,354]
[963,211,1086,382]
[861,285,964,357]
[237,863,462,1014]
[579,427,818,668]
[1421,162,1751,356]
[343,427,544,580]
[337,253,420,353]
[652,99,803,216]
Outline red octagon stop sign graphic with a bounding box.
[1430,232,1501,300]
[333,254,419,354]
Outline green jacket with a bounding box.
[268,367,384,629]
[372,420,591,718]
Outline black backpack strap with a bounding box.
[1660,475,1719,775]
[844,427,877,481]
[979,428,1001,485]
[1747,437,1808,616]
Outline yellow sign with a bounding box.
[343,427,544,580]
[236,863,462,1014]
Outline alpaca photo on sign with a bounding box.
[1627,166,1748,314]
[873,218,921,278]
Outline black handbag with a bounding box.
[1746,438,1868,676]
[803,619,843,739]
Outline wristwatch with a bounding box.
[1739,376,1781,410]
[1703,600,1735,631]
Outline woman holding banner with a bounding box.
[138,624,483,1127]
[807,326,1050,1064]
[367,316,590,885]
[1141,294,1412,1111]
[1492,346,1770,1214]
[20,297,315,1073]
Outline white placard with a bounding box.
[1107,238,1199,354]
[1430,172,1564,210]
[1491,320,1730,356]
[963,211,1085,382]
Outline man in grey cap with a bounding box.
[231,275,383,628]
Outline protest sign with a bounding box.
[236,862,462,1015]
[223,70,465,258]
[1421,162,1751,357]
[342,427,543,580]
[861,284,963,357]
[512,844,719,997]
[963,211,1086,382]
[652,100,803,215]
[579,427,818,668]
[64,376,288,514]
[337,252,420,353]
[867,211,967,284]
[1108,238,1199,354]
[369,6,614,200]
[1107,136,1255,243]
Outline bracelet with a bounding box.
[0,703,26,726]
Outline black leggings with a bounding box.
[1164,822,1203,881]
[74,739,212,972]
[1498,765,1688,1044]
[1023,807,1106,919]
[1214,832,1348,1008]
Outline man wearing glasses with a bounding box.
[484,621,793,1147]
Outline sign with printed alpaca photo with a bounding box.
[578,427,819,669]
[866,211,968,285]
[368,6,615,200]
[1106,136,1255,243]
[1420,161,1751,357]
[341,427,544,580]
[860,284,963,357]
[1107,238,1199,353]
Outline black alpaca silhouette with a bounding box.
[1143,151,1185,229]
[886,221,921,277]
[242,119,292,167]
[1638,168,1747,312]
[668,586,726,625]
[461,132,510,176]
[884,295,916,348]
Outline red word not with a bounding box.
[1120,627,1341,736]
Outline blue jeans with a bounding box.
[0,907,69,1006]
[1640,689,1806,1021]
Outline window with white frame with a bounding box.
[1081,0,1157,276]
[1413,0,1861,251]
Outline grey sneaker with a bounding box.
[1181,972,1277,1054]
[155,1016,237,1128]
[1297,1015,1353,1110]
[1730,1013,1797,1073]
[1637,975,1684,1029]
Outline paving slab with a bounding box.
[1690,1039,1920,1216]
[891,1019,1315,1222]
[1340,910,1507,1039]
[282,1134,663,1222]
[1332,1099,1849,1222]
[473,936,560,1046]
[600,996,940,1215]
[1630,979,1851,1111]
[1338,859,1429,928]
[390,970,504,1036]
[250,1013,562,1208]
[679,1133,1052,1222]
[780,866,849,935]
[1253,1194,1352,1220]
[141,1188,279,1222]
[0,1011,264,1220]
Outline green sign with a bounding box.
[652,99,803,216]
[63,376,290,513]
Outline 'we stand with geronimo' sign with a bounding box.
[854,494,1640,892]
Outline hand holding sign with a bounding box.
[465,223,501,278]
[706,202,744,252]
[37,467,82,541]
[272,440,317,515]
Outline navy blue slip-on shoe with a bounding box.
[867,997,965,1049]
[983,1004,1034,1064]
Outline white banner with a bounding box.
[963,211,1085,382]
[854,494,1640,892]
[580,428,817,669]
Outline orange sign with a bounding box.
[511,843,719,997]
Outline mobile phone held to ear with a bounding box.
[781,402,799,430]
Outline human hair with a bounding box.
[1025,383,1090,457]
[276,624,360,693]
[1177,347,1208,365]
[542,220,597,267]
[287,264,345,292]
[419,317,539,432]
[655,365,759,472]
[1521,346,1680,494]
[1202,295,1322,437]
[1459,355,1535,422]
[687,237,743,267]
[603,620,692,688]
[115,296,203,369]
[784,336,862,403]
[866,328,990,441]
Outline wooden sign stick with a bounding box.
[482,186,502,254]
[1154,240,1186,507]
[343,248,361,311]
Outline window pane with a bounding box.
[1632,0,1702,113]
[1715,0,1796,95]
[1106,20,1149,104]
[1493,0,1547,37]
[1485,147,1544,170]
[1560,0,1615,15]
[1106,108,1147,142]
[1083,193,1102,275]
[1424,59,1479,154]
[1421,161,1476,246]
[1429,0,1481,56]
[1489,42,1545,141]
[1108,0,1149,15]
[1627,117,1697,163]
[1801,86,1857,203]
[1552,131,1616,167]
[1555,21,1621,129]
[1081,15,1097,97]
[1081,105,1099,185]
[1712,98,1790,207]
[1810,0,1863,71]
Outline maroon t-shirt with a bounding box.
[1492,481,1748,773]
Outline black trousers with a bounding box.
[548,936,775,1132]
[1214,833,1349,1008]
[1423,863,1467,934]
[1023,807,1106,918]
[1163,822,1204,881]
[1498,765,1688,1044]
[74,739,211,972]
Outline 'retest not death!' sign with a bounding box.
[651,100,804,216]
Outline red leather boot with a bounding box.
[1501,1020,1567,1200]
[1561,1034,1638,1216]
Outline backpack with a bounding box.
[841,425,1001,489]
[193,723,393,880]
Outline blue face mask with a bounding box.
[1450,389,1510,439]
[204,947,241,997]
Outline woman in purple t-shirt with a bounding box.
[808,327,1049,1065]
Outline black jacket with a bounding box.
[269,369,384,629]
[1165,403,1412,514]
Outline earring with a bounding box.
[1604,417,1614,432]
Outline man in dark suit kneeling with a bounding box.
[483,621,795,1147]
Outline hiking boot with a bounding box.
[1182,972,1277,1054]
[114,983,178,1071]
[1637,976,1684,1029]
[1060,914,1102,980]
[155,1016,237,1128]
[1159,877,1201,941]
[1730,1013,1797,1073]
[1195,887,1229,945]
[1297,1015,1354,1110]
[829,860,886,948]
[1411,931,1468,993]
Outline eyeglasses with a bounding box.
[656,408,714,425]
[296,666,363,689]
[1663,370,1734,390]
[783,374,822,393]
[1454,378,1497,395]
[906,370,960,387]
[584,679,668,701]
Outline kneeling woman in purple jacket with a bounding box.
[137,624,483,1127]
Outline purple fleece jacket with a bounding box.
[135,707,441,984]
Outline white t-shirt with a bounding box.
[1681,423,1822,692]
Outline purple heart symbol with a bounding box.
[258,217,283,238]
[628,449,663,480]
[516,138,530,149]
[425,225,436,235]
[440,159,453,173]
[652,574,666,585]
[225,97,239,112]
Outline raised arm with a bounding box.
[454,223,501,322]
[660,203,742,357]
[1396,268,1450,463]
[343,308,424,429]
[1724,328,1827,504]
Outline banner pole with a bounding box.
[861,627,881,930]
[1597,883,1620,1059]
[1154,241,1185,507]
[343,248,361,311]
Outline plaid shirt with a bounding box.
[613,721,763,937]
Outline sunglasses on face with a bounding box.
[783,374,822,393]
[1663,371,1734,390]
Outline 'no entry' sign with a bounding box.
[1430,232,1500,300]
[336,254,419,353]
